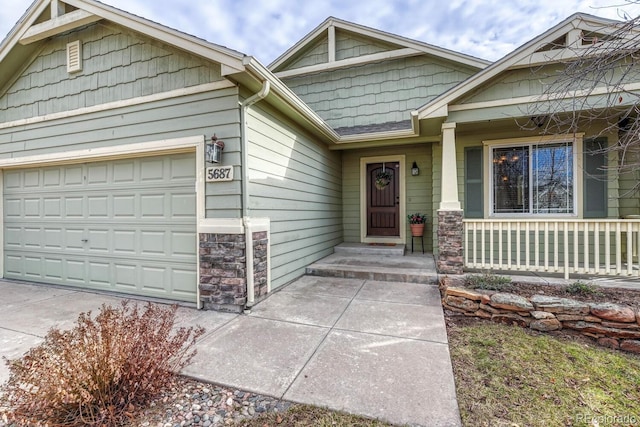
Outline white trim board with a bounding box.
[0,81,236,131]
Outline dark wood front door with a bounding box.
[367,162,400,236]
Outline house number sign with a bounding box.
[206,166,233,182]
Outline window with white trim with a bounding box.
[491,141,574,215]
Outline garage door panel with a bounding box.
[172,269,197,295]
[44,197,62,217]
[44,228,63,249]
[24,171,40,188]
[24,198,40,217]
[88,261,110,286]
[115,264,137,289]
[64,166,83,186]
[43,168,61,187]
[24,228,42,249]
[44,258,63,280]
[141,266,166,290]
[140,194,165,217]
[114,195,136,218]
[3,153,197,302]
[140,158,165,182]
[24,256,42,279]
[141,230,166,255]
[88,229,109,252]
[171,193,196,218]
[87,163,108,185]
[65,197,84,217]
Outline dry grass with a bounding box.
[235,404,394,427]
[447,319,640,426]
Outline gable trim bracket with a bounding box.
[20,9,102,45]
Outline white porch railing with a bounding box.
[463,219,640,279]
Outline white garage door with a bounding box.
[3,153,197,302]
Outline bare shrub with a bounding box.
[0,301,204,426]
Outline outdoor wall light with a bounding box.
[411,161,420,176]
[206,135,225,163]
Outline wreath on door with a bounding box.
[375,169,393,190]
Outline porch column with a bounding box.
[437,122,464,275]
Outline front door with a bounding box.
[366,162,400,236]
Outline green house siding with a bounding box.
[342,144,433,250]
[282,56,476,131]
[247,104,342,289]
[1,22,223,122]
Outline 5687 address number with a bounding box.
[206,166,233,182]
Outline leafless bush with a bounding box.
[0,301,204,426]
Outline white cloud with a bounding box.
[2,0,640,65]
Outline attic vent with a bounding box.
[66,40,82,73]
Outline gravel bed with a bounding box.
[0,376,292,427]
[132,376,292,426]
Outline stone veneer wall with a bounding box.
[253,231,269,300]
[441,278,640,354]
[199,233,247,313]
[437,210,463,274]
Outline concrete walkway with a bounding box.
[0,276,460,427]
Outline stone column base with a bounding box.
[199,233,247,313]
[437,210,464,275]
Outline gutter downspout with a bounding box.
[240,81,270,308]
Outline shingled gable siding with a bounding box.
[246,103,342,289]
[283,35,329,70]
[282,56,476,131]
[335,31,397,60]
[1,22,224,122]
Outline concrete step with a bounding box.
[305,253,438,285]
[333,242,405,256]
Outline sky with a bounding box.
[2,0,640,66]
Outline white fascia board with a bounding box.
[269,17,333,70]
[19,9,102,45]
[274,47,422,79]
[62,0,246,72]
[0,135,203,168]
[243,57,340,142]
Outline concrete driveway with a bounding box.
[0,276,460,427]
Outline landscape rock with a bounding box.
[601,321,640,330]
[530,318,562,331]
[555,314,602,323]
[490,293,534,312]
[473,309,492,319]
[563,321,640,339]
[530,295,590,315]
[491,313,529,327]
[620,340,640,354]
[590,302,637,323]
[445,295,479,311]
[531,311,556,320]
[445,287,484,301]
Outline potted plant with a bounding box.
[408,213,427,236]
[375,170,393,190]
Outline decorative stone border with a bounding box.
[440,278,640,354]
